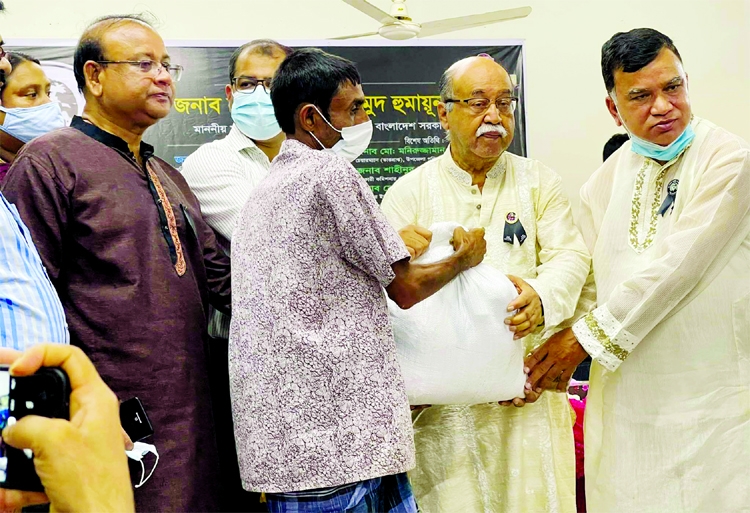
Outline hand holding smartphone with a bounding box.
[0,365,70,491]
[0,344,135,512]
[0,365,155,493]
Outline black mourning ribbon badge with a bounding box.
[659,179,679,216]
[503,211,527,245]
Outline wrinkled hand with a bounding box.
[452,227,486,271]
[398,225,432,260]
[499,378,542,408]
[1,345,135,513]
[525,328,589,393]
[505,275,543,340]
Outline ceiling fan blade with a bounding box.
[417,6,532,38]
[341,0,397,24]
[328,31,381,40]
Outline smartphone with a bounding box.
[120,397,154,443]
[0,365,70,492]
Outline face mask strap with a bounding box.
[309,104,342,135]
[127,442,159,489]
[307,130,327,150]
[134,447,159,488]
[306,104,343,150]
[609,93,633,137]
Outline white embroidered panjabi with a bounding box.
[382,148,590,513]
[572,117,750,512]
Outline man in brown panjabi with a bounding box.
[2,15,231,512]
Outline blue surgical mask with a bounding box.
[610,94,695,161]
[231,88,282,141]
[0,102,67,143]
[628,123,695,161]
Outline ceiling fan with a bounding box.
[331,0,532,41]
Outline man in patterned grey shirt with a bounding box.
[180,39,292,511]
[229,48,486,513]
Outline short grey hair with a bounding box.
[438,55,507,142]
[438,65,457,113]
[439,55,501,114]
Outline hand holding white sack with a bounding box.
[389,222,526,405]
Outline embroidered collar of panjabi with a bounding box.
[442,146,506,186]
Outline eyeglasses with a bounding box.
[231,76,271,93]
[445,96,518,116]
[97,60,184,82]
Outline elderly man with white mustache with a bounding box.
[381,55,591,513]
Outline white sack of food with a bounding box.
[389,222,526,405]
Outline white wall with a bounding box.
[4,0,749,204]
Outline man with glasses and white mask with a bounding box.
[2,14,231,512]
[381,55,590,513]
[181,38,291,512]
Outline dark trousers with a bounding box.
[572,356,592,381]
[208,336,267,512]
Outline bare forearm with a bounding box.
[386,255,464,310]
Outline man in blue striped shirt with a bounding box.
[0,26,68,350]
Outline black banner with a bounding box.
[12,42,525,201]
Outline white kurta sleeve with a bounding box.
[381,174,420,231]
[573,144,750,371]
[554,181,599,330]
[524,169,591,328]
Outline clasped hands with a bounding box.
[501,327,590,407]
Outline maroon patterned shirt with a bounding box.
[229,139,415,492]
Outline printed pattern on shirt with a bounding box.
[229,139,414,492]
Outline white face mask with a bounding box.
[126,441,159,488]
[307,104,373,162]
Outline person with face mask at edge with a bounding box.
[0,52,66,183]
[0,34,70,513]
[228,47,486,513]
[0,10,69,358]
[180,39,291,513]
